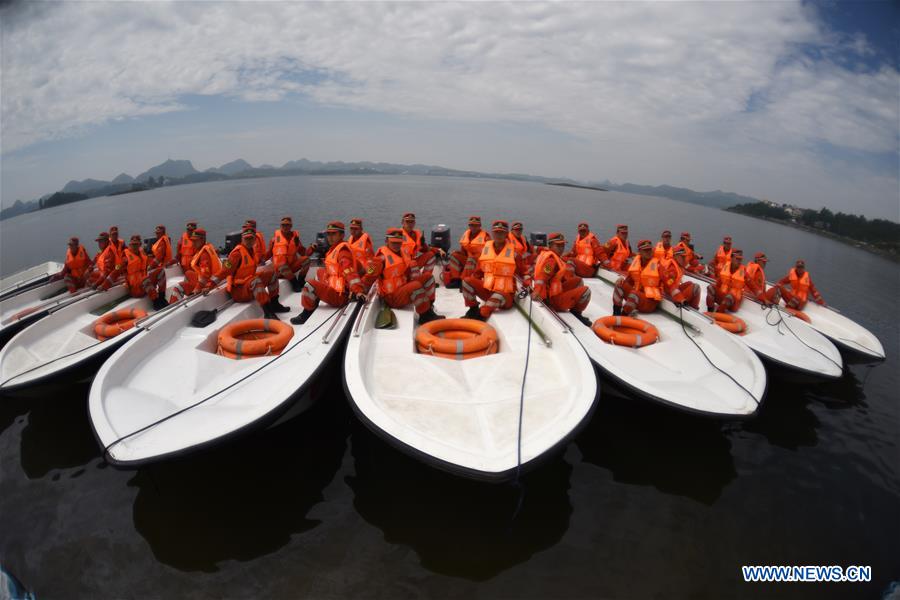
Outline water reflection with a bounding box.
[129,394,349,573]
[742,378,822,450]
[17,381,100,478]
[347,422,573,581]
[576,389,737,506]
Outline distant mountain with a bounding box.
[111,173,134,184]
[602,182,759,209]
[62,178,111,194]
[0,199,40,220]
[258,164,276,170]
[135,159,198,182]
[207,159,254,176]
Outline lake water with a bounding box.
[0,175,897,598]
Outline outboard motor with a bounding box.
[220,230,243,255]
[530,231,548,248]
[315,231,330,257]
[430,224,451,254]
[143,237,156,256]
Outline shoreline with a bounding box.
[726,209,900,264]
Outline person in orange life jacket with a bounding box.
[443,215,490,289]
[744,252,781,306]
[89,231,124,289]
[362,228,445,325]
[51,236,92,293]
[291,221,366,325]
[168,228,222,302]
[706,248,747,313]
[708,235,733,276]
[566,222,607,277]
[242,220,267,262]
[210,229,287,319]
[777,259,825,310]
[151,225,177,267]
[671,231,704,273]
[461,220,530,321]
[654,230,673,260]
[531,232,592,326]
[139,230,171,309]
[612,239,663,316]
[117,235,168,309]
[602,224,633,271]
[268,216,312,293]
[508,221,535,265]
[108,226,125,254]
[399,212,441,278]
[348,217,375,267]
[660,245,701,309]
[176,220,198,274]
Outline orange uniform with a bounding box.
[444,225,490,285]
[462,239,529,319]
[177,230,195,273]
[89,241,123,289]
[61,244,91,293]
[269,228,310,281]
[365,245,437,315]
[301,241,364,310]
[214,243,279,307]
[659,257,700,309]
[349,232,375,266]
[745,261,780,304]
[604,235,632,271]
[532,249,590,312]
[613,254,663,315]
[707,262,746,313]
[568,231,607,277]
[777,267,823,309]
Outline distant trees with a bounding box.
[730,202,900,252]
[40,192,88,209]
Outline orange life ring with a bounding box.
[785,307,811,323]
[591,315,659,347]
[93,307,148,341]
[217,318,294,359]
[416,318,499,359]
[704,311,748,334]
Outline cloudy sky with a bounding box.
[2,1,898,219]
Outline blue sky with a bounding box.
[2,1,898,220]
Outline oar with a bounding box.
[513,298,552,347]
[191,298,235,327]
[6,287,102,322]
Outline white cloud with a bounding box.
[1,1,897,217]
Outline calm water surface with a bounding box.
[0,175,897,598]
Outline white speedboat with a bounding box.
[0,267,183,391]
[0,261,64,301]
[562,274,766,417]
[0,280,88,346]
[90,268,359,467]
[343,271,598,482]
[677,271,843,378]
[791,302,884,360]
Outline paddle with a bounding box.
[512,296,552,347]
[191,298,235,328]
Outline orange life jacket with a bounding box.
[179,232,195,263]
[788,268,811,303]
[65,245,90,279]
[533,249,568,297]
[190,243,222,278]
[654,241,672,261]
[717,263,746,298]
[324,242,356,294]
[375,246,411,295]
[253,232,266,262]
[508,232,529,255]
[479,242,517,294]
[110,238,125,254]
[349,233,373,265]
[271,229,301,265]
[660,256,683,290]
[574,232,599,265]
[673,241,694,263]
[627,255,662,301]
[152,235,173,265]
[227,244,257,293]
[461,229,489,258]
[94,244,121,276]
[744,262,766,293]
[401,228,423,257]
[715,245,732,269]
[607,236,631,271]
[123,247,149,289]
